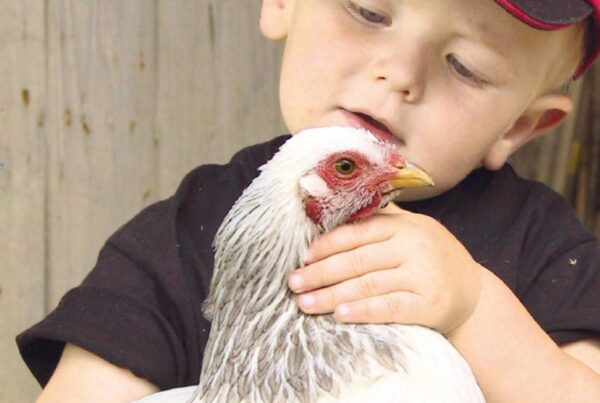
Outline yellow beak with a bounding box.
[387,163,435,189]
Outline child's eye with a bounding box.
[358,7,385,24]
[446,54,487,87]
[347,2,390,25]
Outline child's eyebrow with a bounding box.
[468,22,510,58]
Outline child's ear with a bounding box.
[482,93,573,170]
[260,0,293,40]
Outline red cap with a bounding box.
[495,0,600,79]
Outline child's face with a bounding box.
[262,0,578,200]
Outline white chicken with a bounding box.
[135,127,485,403]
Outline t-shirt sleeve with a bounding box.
[515,188,600,345]
[16,200,195,389]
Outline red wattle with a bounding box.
[350,193,382,221]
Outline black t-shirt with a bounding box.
[17,135,600,390]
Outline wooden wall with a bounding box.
[1,1,285,400]
[0,1,597,401]
[1,1,47,400]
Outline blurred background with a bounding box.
[1,1,598,401]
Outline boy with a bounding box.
[19,0,600,401]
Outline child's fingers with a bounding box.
[305,214,399,264]
[296,268,415,314]
[289,239,402,293]
[333,291,426,325]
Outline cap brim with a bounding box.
[496,0,599,79]
[508,0,593,25]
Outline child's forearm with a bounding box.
[37,343,158,403]
[448,268,600,403]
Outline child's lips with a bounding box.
[340,109,403,146]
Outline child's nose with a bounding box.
[369,41,427,103]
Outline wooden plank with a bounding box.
[156,0,286,198]
[45,0,159,308]
[573,65,600,234]
[549,81,583,192]
[0,0,46,400]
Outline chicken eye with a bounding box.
[334,158,357,176]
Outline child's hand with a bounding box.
[288,205,483,335]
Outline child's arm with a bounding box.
[449,268,600,402]
[289,206,600,402]
[36,343,158,403]
[562,338,600,374]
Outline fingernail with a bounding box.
[299,294,315,310]
[289,274,303,291]
[336,304,351,318]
